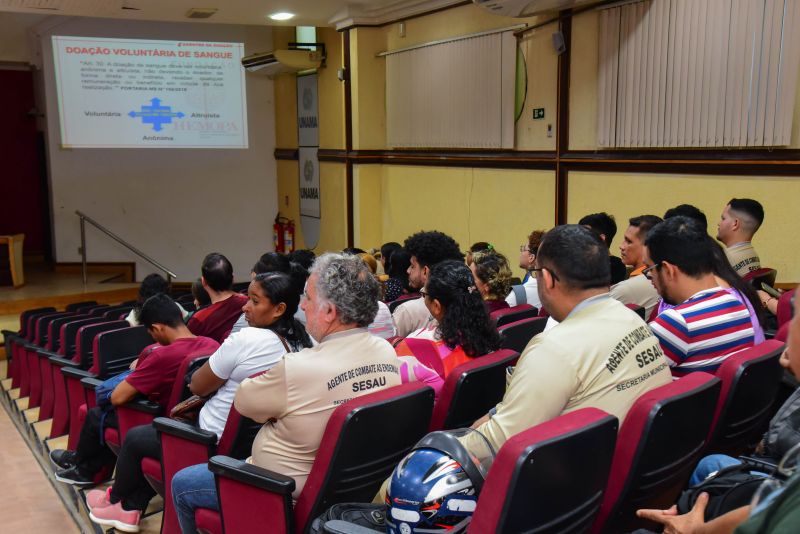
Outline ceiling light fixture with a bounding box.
[268,12,295,21]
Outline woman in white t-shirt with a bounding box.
[189,272,313,439]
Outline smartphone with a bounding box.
[761,283,782,299]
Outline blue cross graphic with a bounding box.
[128,98,185,132]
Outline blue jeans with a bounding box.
[689,454,743,486]
[172,463,219,533]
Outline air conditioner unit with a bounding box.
[472,0,601,17]
[242,48,324,76]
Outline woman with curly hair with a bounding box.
[469,250,513,313]
[395,260,501,378]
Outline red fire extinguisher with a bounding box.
[273,215,295,253]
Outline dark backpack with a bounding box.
[309,503,387,534]
[677,462,771,520]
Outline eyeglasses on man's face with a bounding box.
[643,263,662,280]
[530,266,559,282]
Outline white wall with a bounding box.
[38,17,277,281]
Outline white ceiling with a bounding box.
[0,0,455,28]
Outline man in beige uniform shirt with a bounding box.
[716,198,764,277]
[393,230,463,337]
[172,253,402,533]
[465,225,672,454]
[610,214,663,319]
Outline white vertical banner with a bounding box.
[297,73,320,248]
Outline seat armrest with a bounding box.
[62,367,96,380]
[50,356,80,369]
[80,376,103,390]
[37,349,60,359]
[323,520,385,534]
[122,398,162,415]
[154,417,217,445]
[208,455,295,495]
[23,342,40,352]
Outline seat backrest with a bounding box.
[388,293,421,313]
[624,303,646,320]
[429,349,519,431]
[62,317,109,359]
[93,326,154,378]
[497,317,548,354]
[19,307,56,336]
[491,304,537,327]
[592,372,722,534]
[743,267,777,289]
[75,320,129,368]
[87,304,111,316]
[49,313,88,352]
[709,340,784,456]
[65,300,97,312]
[294,382,435,534]
[470,408,618,534]
[102,305,134,320]
[34,312,73,346]
[165,355,211,411]
[777,288,795,329]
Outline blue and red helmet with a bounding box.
[386,429,495,534]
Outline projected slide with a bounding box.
[52,36,248,149]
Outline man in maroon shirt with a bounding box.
[52,294,219,486]
[187,252,248,343]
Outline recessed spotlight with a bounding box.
[269,12,295,21]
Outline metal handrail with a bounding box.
[76,210,177,285]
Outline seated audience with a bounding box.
[358,253,396,339]
[579,212,628,284]
[229,252,292,335]
[646,217,757,375]
[171,253,403,533]
[469,249,512,313]
[610,215,662,318]
[383,248,412,303]
[465,241,492,265]
[379,241,402,278]
[395,260,501,378]
[80,273,310,532]
[716,198,765,277]
[393,231,463,337]
[505,230,545,308]
[191,277,211,310]
[287,248,315,271]
[125,273,188,326]
[664,203,708,230]
[638,309,800,533]
[463,225,671,454]
[51,294,219,487]
[187,253,248,343]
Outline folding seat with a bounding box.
[232,281,250,293]
[11,309,60,395]
[468,408,618,534]
[175,293,195,307]
[624,303,646,320]
[776,287,795,330]
[87,304,112,316]
[429,349,518,431]
[101,354,211,455]
[743,267,777,289]
[22,311,74,408]
[101,305,134,321]
[706,340,784,456]
[2,307,55,389]
[198,382,435,534]
[591,372,721,534]
[388,293,421,313]
[65,300,97,312]
[491,303,538,327]
[497,317,547,353]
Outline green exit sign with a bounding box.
[533,108,545,120]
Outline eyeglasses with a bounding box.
[531,267,559,282]
[519,245,534,253]
[642,263,661,280]
[419,288,429,299]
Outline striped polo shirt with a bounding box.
[650,287,755,376]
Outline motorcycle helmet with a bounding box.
[385,428,495,534]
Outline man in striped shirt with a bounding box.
[645,216,756,375]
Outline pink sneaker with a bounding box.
[89,501,141,533]
[85,487,112,511]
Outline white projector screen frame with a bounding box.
[52,36,248,149]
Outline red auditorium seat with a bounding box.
[743,267,777,289]
[624,303,646,320]
[469,408,618,534]
[592,372,722,533]
[201,382,435,534]
[497,317,547,353]
[776,288,795,329]
[387,293,420,313]
[2,307,55,388]
[490,303,538,327]
[429,349,518,431]
[707,339,785,456]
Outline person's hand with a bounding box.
[780,349,791,369]
[129,358,138,370]
[637,492,709,534]
[471,413,491,429]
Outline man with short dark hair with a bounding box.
[579,212,628,284]
[610,215,663,318]
[187,252,248,343]
[51,294,219,490]
[465,225,671,453]
[647,216,757,375]
[716,198,765,277]
[664,203,708,230]
[393,231,463,337]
